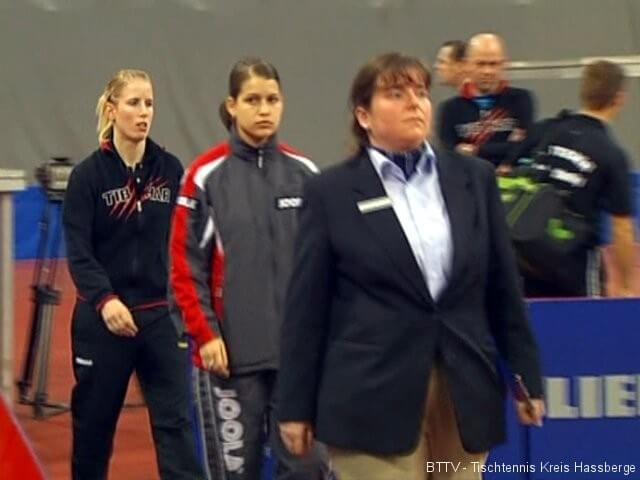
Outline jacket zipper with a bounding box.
[131,165,142,280]
[258,149,264,169]
[135,171,143,213]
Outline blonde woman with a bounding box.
[63,69,203,480]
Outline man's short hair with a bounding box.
[580,60,626,110]
[441,40,467,62]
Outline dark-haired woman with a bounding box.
[276,52,545,480]
[169,58,328,480]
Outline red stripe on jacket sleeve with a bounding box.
[278,142,304,157]
[170,143,229,347]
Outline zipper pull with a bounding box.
[258,149,263,169]
[137,200,142,212]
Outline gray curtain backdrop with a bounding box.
[1,0,639,175]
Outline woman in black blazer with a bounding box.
[276,53,545,480]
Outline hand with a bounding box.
[609,286,635,298]
[199,338,229,377]
[496,164,512,176]
[279,421,314,457]
[101,298,138,337]
[508,128,526,142]
[455,143,477,156]
[515,398,545,427]
[619,287,636,298]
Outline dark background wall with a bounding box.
[1,0,639,174]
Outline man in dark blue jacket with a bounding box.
[437,33,535,168]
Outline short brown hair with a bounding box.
[349,52,431,150]
[580,60,626,110]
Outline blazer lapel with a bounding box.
[350,152,433,305]
[434,148,475,299]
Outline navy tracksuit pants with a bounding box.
[70,301,204,479]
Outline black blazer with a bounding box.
[277,147,543,454]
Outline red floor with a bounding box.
[9,249,640,479]
[12,260,158,480]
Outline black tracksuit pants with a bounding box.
[70,301,204,479]
[523,248,603,298]
[192,369,330,480]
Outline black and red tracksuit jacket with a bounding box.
[63,138,183,312]
[169,131,319,372]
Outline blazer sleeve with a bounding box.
[62,164,116,311]
[277,177,334,423]
[483,166,544,397]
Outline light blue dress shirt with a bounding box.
[368,142,453,300]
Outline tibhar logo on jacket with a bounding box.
[455,109,518,140]
[101,177,171,219]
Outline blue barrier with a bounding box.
[488,298,640,480]
[528,298,640,479]
[13,186,65,259]
[218,298,640,479]
[10,172,640,259]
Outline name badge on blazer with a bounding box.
[357,196,393,214]
[276,196,304,210]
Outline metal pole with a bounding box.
[0,169,26,405]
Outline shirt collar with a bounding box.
[368,141,437,181]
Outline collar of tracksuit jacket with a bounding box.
[229,127,278,167]
[100,136,161,171]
